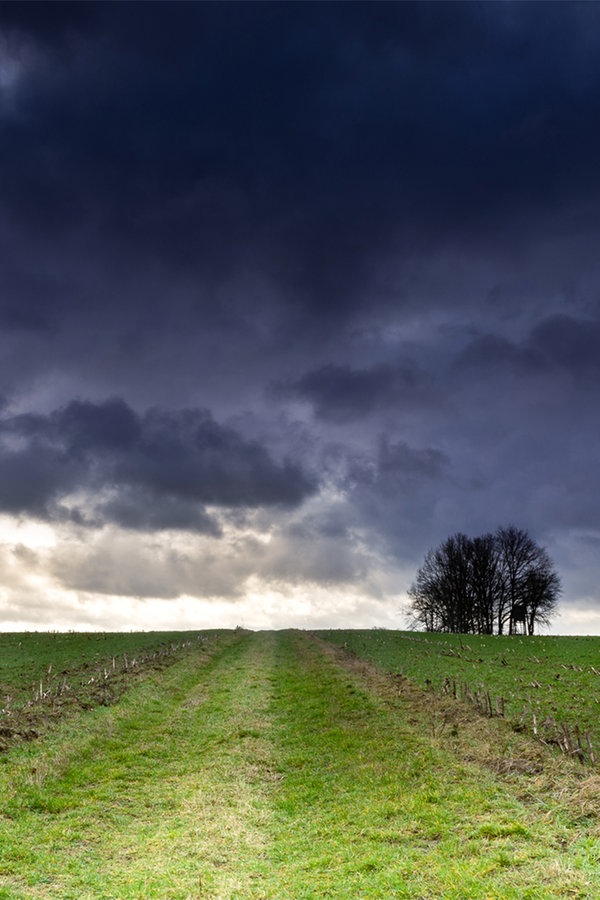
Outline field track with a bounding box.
[1,630,599,899]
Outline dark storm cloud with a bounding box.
[376,440,448,484]
[528,315,600,375]
[0,443,81,517]
[275,361,428,422]
[0,399,316,529]
[347,439,449,498]
[453,334,543,377]
[1,1,600,337]
[95,488,220,537]
[454,314,600,381]
[337,437,455,566]
[1,2,600,627]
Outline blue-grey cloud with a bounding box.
[528,315,600,374]
[275,362,428,422]
[453,334,544,377]
[0,399,316,529]
[0,3,600,628]
[1,1,600,337]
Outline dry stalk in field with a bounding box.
[441,676,595,765]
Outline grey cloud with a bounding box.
[112,407,315,509]
[347,439,449,495]
[0,445,83,516]
[96,489,221,536]
[335,438,454,563]
[376,440,449,484]
[275,362,427,422]
[49,534,247,601]
[451,314,600,388]
[2,1,600,344]
[0,398,316,529]
[1,4,600,630]
[453,334,544,377]
[55,398,141,454]
[48,513,371,601]
[528,315,600,374]
[258,528,369,588]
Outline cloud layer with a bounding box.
[0,3,599,630]
[0,399,315,529]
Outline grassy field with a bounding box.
[0,629,599,898]
[0,631,220,752]
[318,630,600,766]
[0,631,215,704]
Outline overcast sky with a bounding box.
[0,1,599,633]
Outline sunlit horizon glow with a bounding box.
[0,511,595,636]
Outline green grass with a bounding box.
[268,633,599,898]
[0,631,215,705]
[0,630,599,897]
[319,630,600,763]
[0,630,225,754]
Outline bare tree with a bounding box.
[520,565,561,635]
[407,533,477,633]
[495,526,560,635]
[470,533,501,634]
[408,525,560,635]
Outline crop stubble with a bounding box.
[0,630,598,898]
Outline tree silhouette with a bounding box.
[408,525,560,635]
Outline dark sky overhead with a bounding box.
[1,0,600,631]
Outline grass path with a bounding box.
[0,631,599,898]
[0,631,278,899]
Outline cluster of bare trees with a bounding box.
[408,526,560,635]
